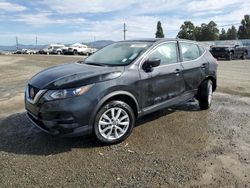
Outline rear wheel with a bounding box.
[94,101,135,144]
[198,80,213,110]
[57,51,61,55]
[73,50,78,55]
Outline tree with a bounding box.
[194,21,219,41]
[238,15,250,39]
[219,28,227,40]
[177,21,195,40]
[155,21,165,38]
[194,26,202,41]
[226,26,237,40]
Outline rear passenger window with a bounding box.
[147,42,178,65]
[180,43,200,61]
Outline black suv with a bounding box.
[25,39,218,144]
[210,41,248,60]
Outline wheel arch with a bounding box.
[89,91,140,127]
[203,76,217,91]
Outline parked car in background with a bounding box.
[39,44,65,55]
[210,41,248,60]
[25,38,217,144]
[21,49,37,54]
[52,47,64,55]
[61,46,69,55]
[14,50,22,54]
[68,43,96,55]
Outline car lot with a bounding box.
[0,54,249,187]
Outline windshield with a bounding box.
[84,42,153,66]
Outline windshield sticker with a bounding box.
[122,58,128,63]
[129,53,138,60]
[130,44,147,48]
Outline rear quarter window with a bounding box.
[180,42,200,61]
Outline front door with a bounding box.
[139,42,186,111]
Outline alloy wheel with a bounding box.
[98,107,130,141]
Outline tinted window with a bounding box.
[180,43,200,61]
[147,42,178,65]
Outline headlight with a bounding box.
[44,84,94,101]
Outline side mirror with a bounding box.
[142,58,161,72]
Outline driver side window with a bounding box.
[147,42,178,66]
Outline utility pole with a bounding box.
[16,36,19,50]
[35,36,38,47]
[123,23,127,40]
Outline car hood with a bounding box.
[28,62,124,89]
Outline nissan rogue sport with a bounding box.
[25,39,218,144]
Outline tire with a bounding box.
[94,100,135,144]
[227,52,233,60]
[57,51,61,55]
[242,52,247,60]
[198,80,213,110]
[73,50,78,55]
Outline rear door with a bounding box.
[139,42,186,109]
[179,42,207,91]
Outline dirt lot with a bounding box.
[0,55,249,187]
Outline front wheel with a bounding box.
[73,50,78,55]
[242,52,247,60]
[94,101,135,144]
[198,80,213,110]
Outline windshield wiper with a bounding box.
[85,62,105,66]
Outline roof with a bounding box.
[119,38,196,43]
[70,43,87,47]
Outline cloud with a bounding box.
[0,1,26,12]
[42,0,133,14]
[187,0,239,12]
[0,0,250,45]
[7,13,85,26]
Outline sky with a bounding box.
[0,0,249,45]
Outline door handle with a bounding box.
[174,69,180,76]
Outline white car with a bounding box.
[68,43,96,55]
[41,44,65,55]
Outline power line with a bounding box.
[217,23,241,28]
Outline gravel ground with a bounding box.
[0,55,249,187]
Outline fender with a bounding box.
[88,90,140,127]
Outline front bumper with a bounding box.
[26,112,92,137]
[25,91,96,137]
